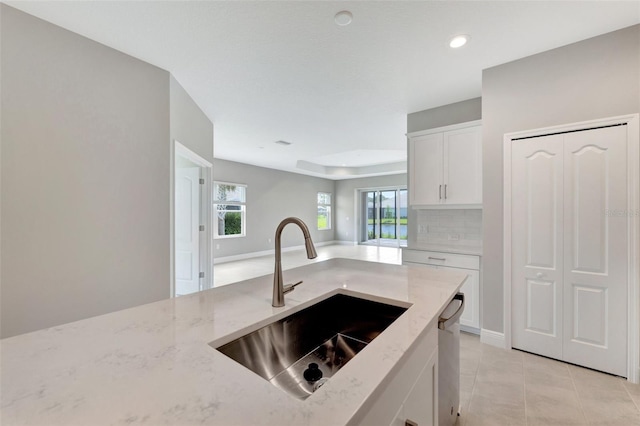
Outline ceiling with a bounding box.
[7,1,640,179]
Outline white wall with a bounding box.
[334,174,407,243]
[213,159,335,258]
[481,24,640,334]
[0,6,213,338]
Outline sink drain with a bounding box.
[303,363,323,382]
[312,378,329,391]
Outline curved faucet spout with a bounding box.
[272,217,317,307]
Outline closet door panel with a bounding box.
[563,125,628,377]
[511,134,564,360]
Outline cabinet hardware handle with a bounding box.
[439,184,442,200]
[444,184,447,199]
[428,256,446,261]
[438,292,465,330]
[405,420,418,426]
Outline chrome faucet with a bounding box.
[272,217,318,307]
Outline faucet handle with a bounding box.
[283,280,303,295]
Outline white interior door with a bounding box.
[511,134,564,360]
[511,125,629,377]
[175,166,200,296]
[562,125,628,377]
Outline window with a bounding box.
[317,192,332,230]
[214,182,246,238]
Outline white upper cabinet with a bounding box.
[409,124,482,208]
[410,133,443,205]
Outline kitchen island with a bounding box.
[1,258,466,425]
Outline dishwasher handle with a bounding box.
[438,292,465,330]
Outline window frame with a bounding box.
[317,192,332,231]
[213,181,247,239]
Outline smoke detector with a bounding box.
[335,11,353,26]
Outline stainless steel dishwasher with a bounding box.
[438,292,465,426]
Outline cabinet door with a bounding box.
[403,347,438,426]
[410,133,443,205]
[458,269,480,330]
[405,260,481,330]
[443,126,482,205]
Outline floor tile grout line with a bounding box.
[567,364,590,425]
[622,379,640,414]
[462,354,480,419]
[521,351,528,426]
[463,337,492,425]
[462,340,485,425]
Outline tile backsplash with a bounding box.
[416,209,482,247]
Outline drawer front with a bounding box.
[403,249,479,270]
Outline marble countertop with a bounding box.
[404,244,483,256]
[1,259,466,426]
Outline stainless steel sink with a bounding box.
[211,293,409,400]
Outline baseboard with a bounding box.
[480,328,506,349]
[460,325,480,335]
[631,366,640,384]
[333,240,358,246]
[213,240,344,265]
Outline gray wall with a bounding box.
[213,159,335,258]
[335,174,407,243]
[407,97,481,134]
[482,24,640,333]
[170,75,214,162]
[406,98,483,248]
[0,6,213,338]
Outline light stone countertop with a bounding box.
[0,258,466,426]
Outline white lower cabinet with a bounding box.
[403,250,481,332]
[355,327,438,426]
[390,348,438,426]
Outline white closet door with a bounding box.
[511,134,564,360]
[562,125,628,376]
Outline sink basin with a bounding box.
[211,293,409,400]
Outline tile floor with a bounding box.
[213,244,640,425]
[459,332,640,426]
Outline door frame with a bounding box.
[503,114,640,382]
[171,140,213,297]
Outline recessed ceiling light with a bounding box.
[275,140,292,146]
[335,11,353,26]
[449,34,470,49]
